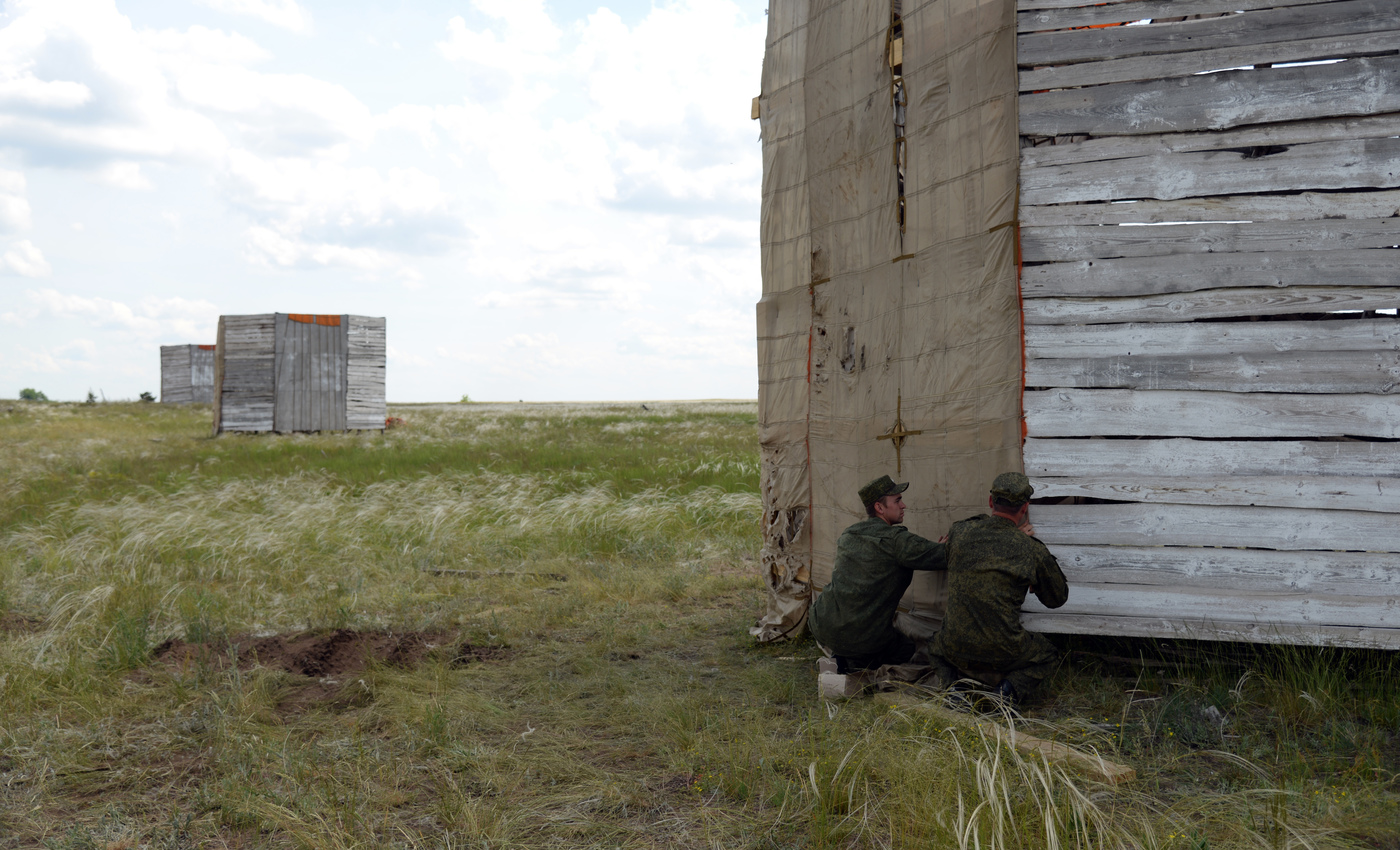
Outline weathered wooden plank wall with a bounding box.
[214,315,276,433]
[273,314,348,433]
[1017,0,1400,648]
[189,345,215,403]
[346,315,386,431]
[160,345,193,404]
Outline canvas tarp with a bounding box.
[754,0,1023,641]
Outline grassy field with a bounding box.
[0,399,1396,849]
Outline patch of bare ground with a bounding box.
[154,628,508,675]
[0,611,41,634]
[150,628,511,714]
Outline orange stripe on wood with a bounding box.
[286,314,342,326]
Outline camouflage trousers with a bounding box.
[927,631,1060,699]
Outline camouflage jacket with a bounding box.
[931,513,1068,668]
[808,517,947,657]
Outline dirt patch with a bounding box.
[151,629,511,714]
[0,612,42,635]
[154,628,509,677]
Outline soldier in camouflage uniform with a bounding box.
[808,475,947,673]
[928,472,1068,704]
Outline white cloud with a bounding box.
[226,152,465,270]
[0,0,230,169]
[437,2,563,81]
[2,240,50,277]
[195,0,312,33]
[0,170,32,232]
[11,288,218,339]
[431,1,763,318]
[96,161,152,190]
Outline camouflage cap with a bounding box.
[859,474,909,507]
[990,471,1034,504]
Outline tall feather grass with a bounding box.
[0,401,1395,849]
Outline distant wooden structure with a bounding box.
[753,0,1400,649]
[160,344,215,404]
[212,313,386,434]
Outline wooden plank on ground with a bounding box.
[1026,350,1400,393]
[1020,57,1400,137]
[1022,584,1399,631]
[1024,436,1400,478]
[1017,0,1398,67]
[1032,474,1400,512]
[1024,388,1400,438]
[1043,545,1400,596]
[875,693,1137,785]
[1019,190,1400,226]
[1019,31,1400,91]
[1022,250,1400,299]
[1024,287,1400,325]
[1023,611,1400,649]
[1021,219,1400,263]
[1020,137,1400,205]
[1025,319,1400,359]
[1019,0,1339,33]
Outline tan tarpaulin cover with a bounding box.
[753,0,1023,642]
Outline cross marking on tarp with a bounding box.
[876,391,922,475]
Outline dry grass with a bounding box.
[0,400,1396,849]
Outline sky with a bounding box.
[0,0,768,402]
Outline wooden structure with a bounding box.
[212,313,386,434]
[160,344,215,404]
[753,0,1400,649]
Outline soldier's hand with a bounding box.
[1018,520,1035,536]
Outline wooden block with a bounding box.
[1026,388,1400,439]
[1019,0,1338,33]
[1024,286,1400,325]
[1033,501,1400,552]
[1025,319,1400,360]
[1026,350,1400,394]
[752,95,761,120]
[1021,219,1400,265]
[1025,436,1400,478]
[1020,57,1400,138]
[1017,0,1398,67]
[1021,137,1400,206]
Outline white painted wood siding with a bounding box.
[1017,0,1400,648]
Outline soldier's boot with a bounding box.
[1002,662,1053,704]
[995,679,1019,709]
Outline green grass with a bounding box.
[0,400,1396,849]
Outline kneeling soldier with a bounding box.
[928,472,1068,704]
[808,475,947,672]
